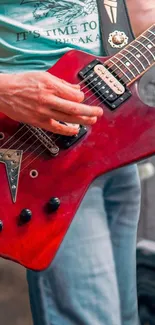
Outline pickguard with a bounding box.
[0,149,23,203]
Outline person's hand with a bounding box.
[0,72,103,136]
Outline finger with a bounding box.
[50,75,80,89]
[60,78,80,89]
[46,76,84,102]
[39,119,79,136]
[50,119,79,135]
[46,95,103,117]
[43,109,97,125]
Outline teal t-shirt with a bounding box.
[0,0,104,73]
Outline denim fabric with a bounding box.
[27,165,141,325]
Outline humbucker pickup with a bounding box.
[79,59,131,110]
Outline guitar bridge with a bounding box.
[25,125,59,156]
[79,59,131,110]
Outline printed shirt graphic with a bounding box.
[0,0,104,73]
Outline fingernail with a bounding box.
[78,91,85,102]
[70,83,80,89]
[91,117,97,124]
[97,108,103,116]
[66,123,79,129]
[72,123,80,129]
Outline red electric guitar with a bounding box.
[0,25,154,270]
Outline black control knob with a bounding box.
[0,220,3,231]
[19,209,32,224]
[47,197,60,212]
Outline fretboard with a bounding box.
[106,24,155,85]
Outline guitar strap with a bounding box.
[96,0,135,55]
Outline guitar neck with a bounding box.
[106,24,155,86]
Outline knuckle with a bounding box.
[38,91,48,105]
[50,122,69,136]
[46,74,56,88]
[68,105,79,115]
[77,91,85,102]
[51,126,62,135]
[36,105,44,115]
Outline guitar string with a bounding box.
[0,77,93,152]
[12,41,155,178]
[1,33,155,171]
[0,125,57,158]
[0,27,154,152]
[8,128,45,154]
[10,35,155,176]
[2,33,154,159]
[1,28,154,149]
[17,34,155,157]
[0,124,26,149]
[17,63,155,177]
[0,30,154,154]
[6,47,155,176]
[0,127,39,157]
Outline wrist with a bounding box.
[0,74,13,114]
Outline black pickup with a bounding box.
[60,125,87,149]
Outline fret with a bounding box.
[108,58,131,83]
[136,36,155,64]
[106,25,155,85]
[127,44,149,68]
[140,32,155,50]
[113,56,136,78]
[141,35,154,47]
[150,25,155,33]
[119,50,142,74]
[148,28,155,36]
[145,25,155,34]
[145,31,155,45]
[134,40,154,61]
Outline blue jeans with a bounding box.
[27,165,141,325]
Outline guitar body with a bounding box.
[0,49,155,270]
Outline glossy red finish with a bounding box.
[0,50,155,270]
